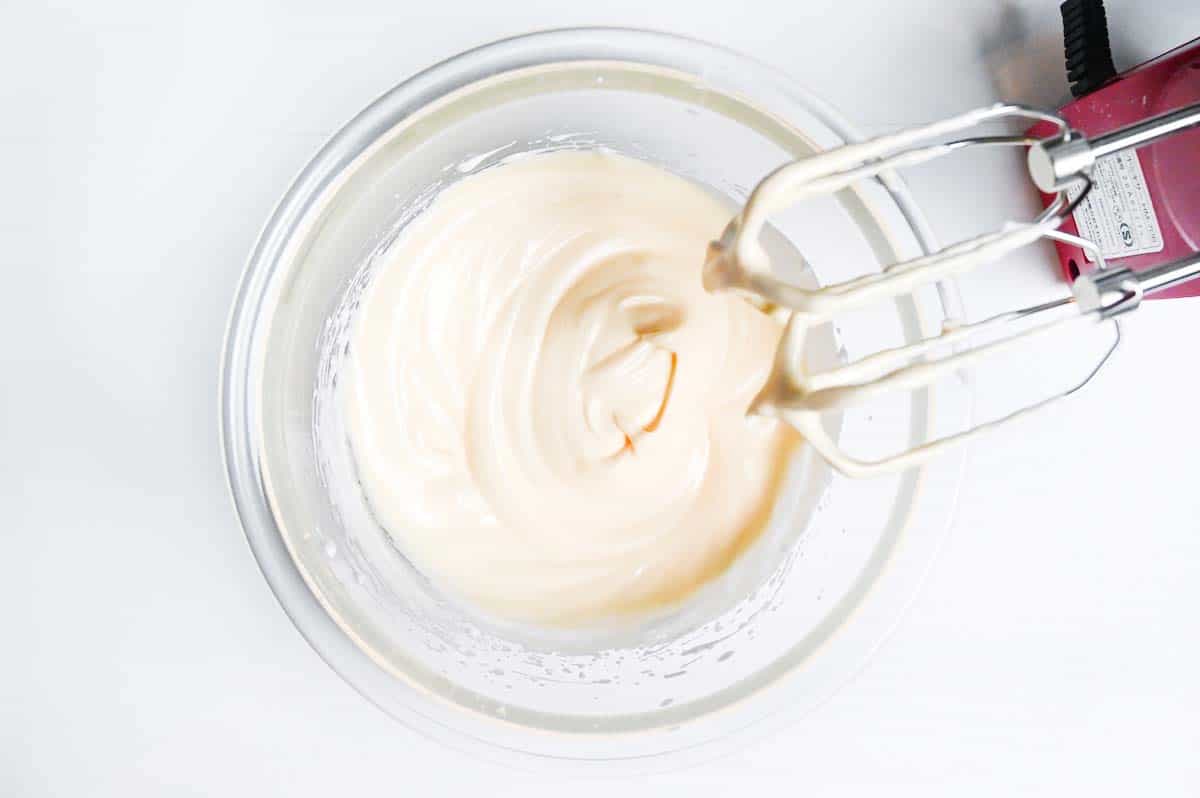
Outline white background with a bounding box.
[5,0,1199,794]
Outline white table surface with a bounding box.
[6,0,1199,794]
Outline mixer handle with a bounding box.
[1027,101,1200,193]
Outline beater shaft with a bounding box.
[1028,102,1200,192]
[1075,252,1200,318]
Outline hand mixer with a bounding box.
[707,7,1200,478]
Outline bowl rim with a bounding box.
[219,26,969,771]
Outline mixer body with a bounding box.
[1031,36,1200,300]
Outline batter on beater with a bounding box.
[341,150,798,625]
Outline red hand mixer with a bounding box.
[1033,0,1200,301]
[708,0,1200,476]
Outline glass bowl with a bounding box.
[220,28,970,770]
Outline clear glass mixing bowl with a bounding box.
[220,28,970,770]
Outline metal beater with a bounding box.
[706,101,1200,477]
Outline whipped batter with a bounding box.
[343,151,797,625]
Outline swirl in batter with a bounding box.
[342,150,798,625]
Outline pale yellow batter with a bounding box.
[342,150,797,625]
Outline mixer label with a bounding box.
[1068,150,1164,261]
